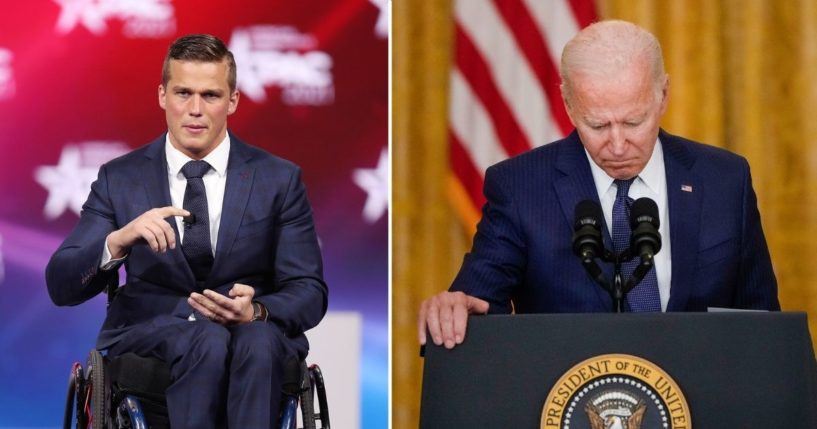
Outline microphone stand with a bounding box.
[585,249,653,313]
[572,198,661,313]
[607,250,629,313]
[612,255,624,313]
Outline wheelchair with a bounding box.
[62,278,330,429]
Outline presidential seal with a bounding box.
[540,354,690,429]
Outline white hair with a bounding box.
[560,20,666,106]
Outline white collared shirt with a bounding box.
[164,133,230,253]
[585,139,672,311]
[101,133,230,268]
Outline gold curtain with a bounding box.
[393,1,817,428]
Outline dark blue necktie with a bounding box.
[181,160,213,282]
[612,178,661,312]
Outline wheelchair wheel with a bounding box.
[86,350,107,429]
[310,365,330,429]
[64,362,84,429]
[299,381,316,429]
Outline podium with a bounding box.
[420,312,817,428]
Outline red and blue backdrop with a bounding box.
[0,1,388,427]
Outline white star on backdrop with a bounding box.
[34,145,99,219]
[34,142,130,219]
[53,0,108,35]
[353,148,388,224]
[369,0,389,39]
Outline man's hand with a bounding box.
[188,283,256,325]
[418,291,489,349]
[106,206,190,257]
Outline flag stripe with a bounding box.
[456,1,558,151]
[449,69,509,173]
[448,0,598,231]
[568,0,598,28]
[523,0,581,78]
[450,132,488,210]
[454,23,531,156]
[491,0,573,138]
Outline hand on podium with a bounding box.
[418,291,489,349]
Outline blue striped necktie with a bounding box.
[612,178,661,312]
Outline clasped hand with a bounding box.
[188,283,256,326]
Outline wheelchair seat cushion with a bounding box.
[108,353,171,399]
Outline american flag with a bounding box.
[448,0,597,232]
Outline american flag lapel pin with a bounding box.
[681,184,693,192]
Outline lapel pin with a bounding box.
[681,184,693,192]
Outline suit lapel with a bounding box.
[209,135,255,285]
[661,130,702,311]
[142,136,173,209]
[554,131,612,309]
[142,135,196,286]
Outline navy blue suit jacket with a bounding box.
[46,133,327,349]
[450,130,779,313]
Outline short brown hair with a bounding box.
[161,34,237,92]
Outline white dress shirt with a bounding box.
[101,134,230,268]
[585,139,673,311]
[164,133,230,252]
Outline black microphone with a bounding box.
[629,197,661,262]
[182,214,196,229]
[572,200,604,262]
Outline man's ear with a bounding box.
[658,74,670,115]
[561,84,577,127]
[227,90,240,115]
[158,84,167,110]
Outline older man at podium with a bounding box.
[418,20,779,349]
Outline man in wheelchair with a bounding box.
[46,34,328,429]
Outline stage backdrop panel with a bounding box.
[0,1,388,428]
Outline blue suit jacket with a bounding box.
[450,129,779,313]
[46,133,327,349]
